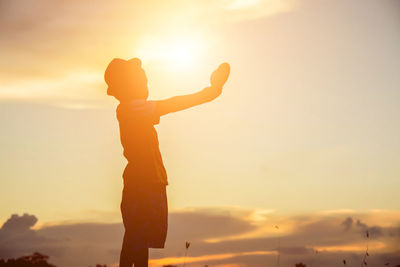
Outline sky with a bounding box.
[0,0,399,266]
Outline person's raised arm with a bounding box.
[154,63,230,116]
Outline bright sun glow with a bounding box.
[135,34,205,70]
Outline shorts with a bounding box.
[120,178,168,249]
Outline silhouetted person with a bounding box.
[105,58,230,267]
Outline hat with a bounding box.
[104,58,143,97]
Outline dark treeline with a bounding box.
[5,252,396,267]
[0,252,107,267]
[0,252,56,267]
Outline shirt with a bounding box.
[116,100,168,185]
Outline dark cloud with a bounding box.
[340,217,387,239]
[168,210,256,242]
[0,210,399,267]
[0,209,257,267]
[0,214,37,232]
[368,226,384,238]
[189,249,400,267]
[341,217,353,231]
[279,247,311,255]
[387,226,400,238]
[355,219,385,239]
[0,214,64,260]
[356,219,368,230]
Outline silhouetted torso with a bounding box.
[116,100,168,185]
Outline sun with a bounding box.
[169,42,196,67]
[135,34,205,70]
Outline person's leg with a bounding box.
[119,233,134,267]
[132,248,149,267]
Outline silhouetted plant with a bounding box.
[183,241,191,267]
[361,230,369,266]
[274,225,280,267]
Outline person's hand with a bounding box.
[210,62,230,88]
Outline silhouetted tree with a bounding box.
[0,252,56,267]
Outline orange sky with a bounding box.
[0,0,399,266]
[1,0,399,223]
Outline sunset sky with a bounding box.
[1,0,399,266]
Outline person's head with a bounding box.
[104,57,148,102]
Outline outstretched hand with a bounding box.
[202,62,231,100]
[210,62,230,88]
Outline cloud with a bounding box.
[167,209,256,242]
[0,214,37,233]
[0,214,64,260]
[0,0,299,105]
[341,217,353,231]
[0,209,258,267]
[0,209,399,267]
[356,219,368,230]
[219,0,297,21]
